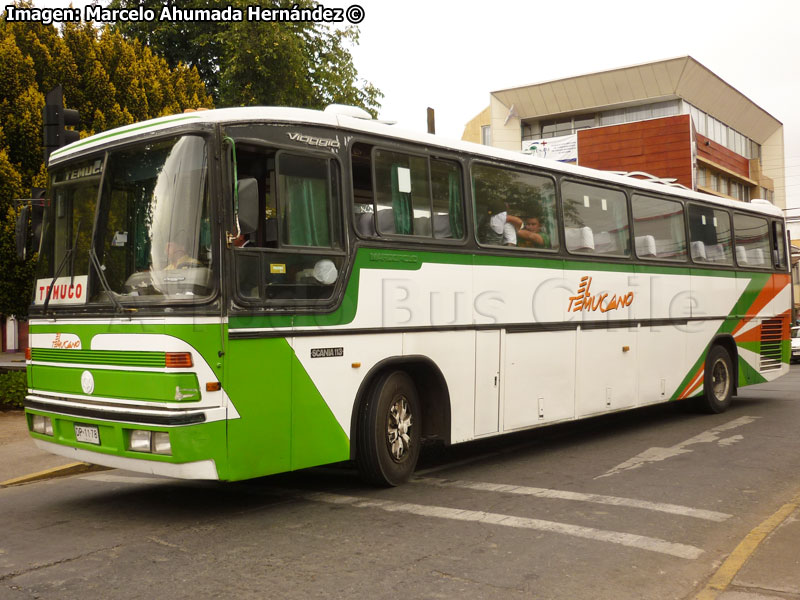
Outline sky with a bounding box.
[25,0,800,216]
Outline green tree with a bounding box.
[0,2,214,318]
[109,0,382,114]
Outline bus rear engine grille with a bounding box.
[759,318,784,372]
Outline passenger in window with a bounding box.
[507,215,550,248]
[477,194,516,246]
[233,233,253,248]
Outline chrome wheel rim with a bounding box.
[387,396,412,462]
[711,358,730,401]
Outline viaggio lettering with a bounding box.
[286,132,341,148]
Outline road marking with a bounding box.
[79,472,707,559]
[695,489,800,599]
[597,416,760,479]
[300,491,704,560]
[415,477,731,522]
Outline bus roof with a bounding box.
[49,105,783,218]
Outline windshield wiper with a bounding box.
[89,247,128,313]
[89,248,121,312]
[43,219,81,314]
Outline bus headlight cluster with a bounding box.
[32,415,53,436]
[129,430,171,455]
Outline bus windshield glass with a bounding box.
[36,135,213,308]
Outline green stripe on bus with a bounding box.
[49,115,201,159]
[30,322,226,384]
[229,246,762,330]
[30,365,202,402]
[31,348,166,368]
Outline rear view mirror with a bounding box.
[15,205,30,261]
[237,178,258,235]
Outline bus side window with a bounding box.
[631,194,686,261]
[561,181,628,256]
[233,146,274,248]
[373,149,431,236]
[772,220,787,270]
[351,142,376,237]
[363,148,464,241]
[471,163,558,250]
[688,204,733,264]
[733,212,770,268]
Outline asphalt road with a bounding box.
[2,368,799,599]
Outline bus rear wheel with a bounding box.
[695,345,734,414]
[357,370,421,487]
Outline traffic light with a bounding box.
[14,189,47,262]
[43,85,80,163]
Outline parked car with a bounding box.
[792,326,800,364]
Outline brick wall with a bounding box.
[577,115,693,188]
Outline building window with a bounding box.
[481,125,492,146]
[599,100,679,127]
[687,103,759,159]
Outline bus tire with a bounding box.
[357,370,421,487]
[695,345,734,414]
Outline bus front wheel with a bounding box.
[695,345,734,414]
[357,370,421,487]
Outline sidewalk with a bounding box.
[0,407,797,598]
[0,410,83,484]
[0,351,26,370]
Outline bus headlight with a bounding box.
[152,432,171,455]
[129,430,152,452]
[129,430,172,455]
[32,415,53,436]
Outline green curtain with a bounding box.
[448,172,463,239]
[285,176,330,246]
[391,165,412,235]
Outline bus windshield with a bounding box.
[35,135,213,308]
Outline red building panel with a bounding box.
[578,115,693,188]
[696,134,749,178]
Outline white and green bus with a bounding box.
[24,105,791,486]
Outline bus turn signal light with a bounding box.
[165,352,193,368]
[206,382,221,392]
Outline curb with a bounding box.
[695,489,800,599]
[0,462,110,488]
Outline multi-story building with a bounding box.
[462,56,785,209]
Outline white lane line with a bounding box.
[415,477,731,522]
[597,416,760,479]
[300,491,704,560]
[80,474,704,559]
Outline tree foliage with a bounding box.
[109,0,382,114]
[0,1,213,317]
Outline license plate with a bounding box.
[75,424,100,445]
